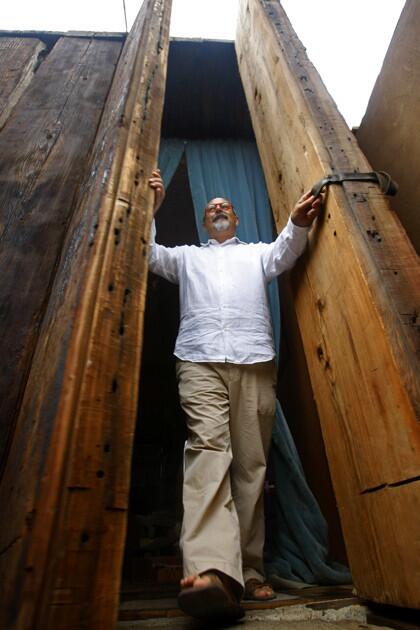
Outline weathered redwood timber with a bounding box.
[0,37,46,130]
[236,0,420,608]
[0,36,122,474]
[0,1,171,628]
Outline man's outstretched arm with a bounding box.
[147,169,180,284]
[262,190,322,280]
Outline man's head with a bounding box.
[203,197,239,242]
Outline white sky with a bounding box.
[2,0,406,127]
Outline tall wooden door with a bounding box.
[236,0,420,608]
[0,1,172,628]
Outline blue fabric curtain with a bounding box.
[159,138,185,188]
[158,138,351,585]
[267,403,351,584]
[186,141,281,356]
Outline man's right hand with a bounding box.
[148,169,165,214]
[291,190,322,228]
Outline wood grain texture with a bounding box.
[0,36,122,474]
[236,0,420,607]
[0,37,46,130]
[0,0,171,627]
[357,0,420,254]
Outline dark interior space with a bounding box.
[161,39,255,139]
[123,156,197,585]
[122,38,347,592]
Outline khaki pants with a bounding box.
[176,360,277,592]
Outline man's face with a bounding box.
[203,197,239,240]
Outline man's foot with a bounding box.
[244,578,276,601]
[178,572,244,621]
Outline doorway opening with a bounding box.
[120,37,348,618]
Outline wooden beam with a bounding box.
[236,0,420,608]
[0,37,46,130]
[0,0,172,627]
[0,35,122,475]
[357,0,420,254]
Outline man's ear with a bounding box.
[232,207,239,225]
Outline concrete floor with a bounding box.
[118,603,392,629]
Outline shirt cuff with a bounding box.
[286,216,310,239]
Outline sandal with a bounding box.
[244,578,276,601]
[178,572,244,621]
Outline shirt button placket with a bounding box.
[218,247,227,360]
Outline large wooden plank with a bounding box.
[0,37,46,130]
[0,36,122,473]
[0,0,172,627]
[236,0,420,607]
[357,0,420,254]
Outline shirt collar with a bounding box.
[201,236,246,247]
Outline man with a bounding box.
[148,169,321,620]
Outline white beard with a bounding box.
[213,218,230,232]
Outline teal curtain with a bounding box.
[158,138,351,585]
[267,405,351,584]
[159,138,185,188]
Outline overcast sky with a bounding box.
[2,0,405,127]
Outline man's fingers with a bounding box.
[308,202,322,217]
[298,190,324,207]
[149,178,163,186]
[302,194,322,210]
[297,197,315,212]
[300,190,312,199]
[298,190,313,203]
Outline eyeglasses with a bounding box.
[205,202,232,213]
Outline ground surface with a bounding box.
[118,602,391,629]
[119,580,419,629]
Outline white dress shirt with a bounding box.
[149,218,309,364]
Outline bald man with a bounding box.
[148,170,321,621]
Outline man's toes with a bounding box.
[244,579,276,601]
[181,575,201,588]
[181,574,199,589]
[180,573,223,591]
[254,585,274,599]
[192,575,213,588]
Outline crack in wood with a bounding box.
[361,475,420,494]
[67,486,90,491]
[0,534,22,556]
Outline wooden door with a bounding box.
[0,1,172,628]
[236,0,420,608]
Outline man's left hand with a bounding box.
[291,191,322,228]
